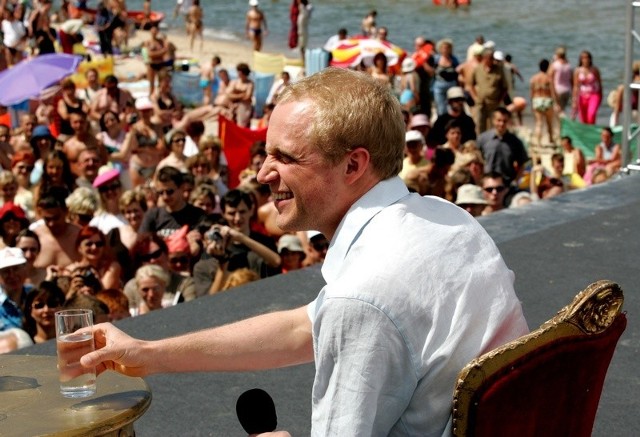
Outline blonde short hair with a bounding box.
[135,264,170,288]
[66,187,99,215]
[277,68,405,179]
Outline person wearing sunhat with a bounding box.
[399,57,418,110]
[428,86,477,147]
[28,124,56,186]
[89,168,127,235]
[0,247,30,331]
[455,183,487,217]
[0,202,29,248]
[399,130,428,183]
[277,234,306,273]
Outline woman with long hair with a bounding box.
[23,281,66,343]
[33,149,76,205]
[572,50,602,124]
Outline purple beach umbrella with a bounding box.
[0,53,83,106]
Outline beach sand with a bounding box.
[109,26,551,157]
[113,28,255,82]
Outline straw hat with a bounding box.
[455,184,487,206]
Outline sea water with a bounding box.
[57,332,97,398]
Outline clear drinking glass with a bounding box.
[55,309,96,398]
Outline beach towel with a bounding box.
[560,118,636,158]
[253,51,286,75]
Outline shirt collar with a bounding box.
[322,176,409,283]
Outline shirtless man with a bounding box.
[186,0,203,51]
[89,75,134,123]
[10,114,37,152]
[245,0,267,52]
[63,112,101,177]
[33,187,81,269]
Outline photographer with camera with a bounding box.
[218,189,280,279]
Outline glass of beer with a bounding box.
[55,309,96,398]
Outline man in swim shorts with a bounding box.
[246,0,268,51]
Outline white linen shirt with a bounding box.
[307,176,528,436]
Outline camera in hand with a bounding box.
[206,226,223,243]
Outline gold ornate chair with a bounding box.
[452,280,626,437]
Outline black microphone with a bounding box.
[236,388,278,435]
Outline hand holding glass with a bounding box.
[55,309,96,398]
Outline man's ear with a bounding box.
[344,147,371,184]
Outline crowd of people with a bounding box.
[0,1,629,434]
[0,1,626,353]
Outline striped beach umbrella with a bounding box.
[330,36,406,69]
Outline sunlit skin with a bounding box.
[257,101,355,239]
[137,276,166,311]
[16,236,39,265]
[79,237,105,265]
[155,180,185,212]
[482,176,507,209]
[31,299,61,342]
[223,201,253,235]
[45,159,64,185]
[39,207,67,235]
[123,203,145,231]
[492,111,510,137]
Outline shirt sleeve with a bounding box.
[311,297,416,436]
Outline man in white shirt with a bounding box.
[80,68,528,436]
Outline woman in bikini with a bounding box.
[144,24,168,96]
[529,59,556,147]
[124,98,165,188]
[151,72,181,134]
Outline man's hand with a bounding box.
[80,323,152,378]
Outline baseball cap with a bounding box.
[405,130,425,144]
[92,168,120,189]
[0,247,27,270]
[446,86,465,101]
[278,234,304,254]
[409,113,430,129]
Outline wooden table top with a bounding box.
[0,355,151,436]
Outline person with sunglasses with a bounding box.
[23,281,65,343]
[481,171,508,216]
[157,130,189,173]
[65,226,121,290]
[90,169,127,235]
[139,166,205,242]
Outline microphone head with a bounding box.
[236,388,278,434]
